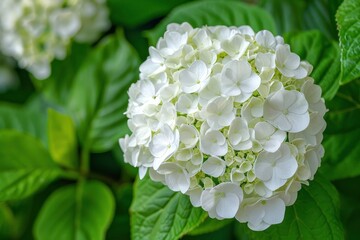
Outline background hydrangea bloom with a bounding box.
[120,22,327,231]
[0,0,110,79]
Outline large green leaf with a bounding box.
[321,80,360,180]
[259,0,306,34]
[325,79,360,135]
[303,0,342,40]
[130,176,207,240]
[259,0,342,39]
[336,0,360,84]
[334,176,360,239]
[0,130,62,201]
[188,217,233,236]
[68,30,140,152]
[34,181,115,240]
[47,109,78,169]
[0,101,47,146]
[146,1,276,46]
[284,31,340,100]
[107,0,190,27]
[241,175,344,240]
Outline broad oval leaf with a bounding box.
[336,0,360,84]
[47,109,78,169]
[242,175,344,240]
[130,175,207,240]
[284,30,340,100]
[0,130,62,201]
[34,181,115,240]
[68,30,140,152]
[146,1,276,45]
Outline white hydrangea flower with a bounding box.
[0,0,110,79]
[236,197,286,231]
[254,144,298,191]
[201,182,243,219]
[263,89,310,133]
[119,23,327,231]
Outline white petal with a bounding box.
[138,166,148,179]
[255,30,276,49]
[188,187,203,207]
[263,198,285,224]
[216,193,239,218]
[202,156,226,177]
[264,176,287,191]
[287,112,310,133]
[201,189,216,211]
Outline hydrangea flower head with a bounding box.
[120,23,326,231]
[0,0,110,79]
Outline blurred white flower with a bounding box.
[0,0,110,79]
[119,23,327,231]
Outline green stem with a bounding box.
[88,172,119,186]
[61,169,81,180]
[80,146,90,175]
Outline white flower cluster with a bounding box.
[0,0,110,79]
[120,23,327,231]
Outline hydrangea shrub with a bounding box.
[120,23,326,231]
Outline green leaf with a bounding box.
[0,130,62,201]
[284,30,341,100]
[0,101,47,146]
[130,175,207,240]
[146,1,276,46]
[188,217,233,236]
[336,0,360,84]
[107,0,190,27]
[34,180,115,240]
[334,176,360,239]
[303,0,342,40]
[241,175,344,240]
[0,203,16,238]
[68,30,140,152]
[321,126,360,180]
[325,79,360,134]
[321,80,360,180]
[47,109,78,169]
[259,0,306,34]
[259,0,341,40]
